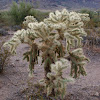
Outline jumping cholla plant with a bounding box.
[4,9,90,99]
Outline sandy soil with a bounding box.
[0,33,100,100]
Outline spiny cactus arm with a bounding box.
[3,32,21,54]
[23,16,38,27]
[4,29,37,54]
[63,11,90,50]
[45,59,73,99]
[47,83,54,96]
[56,43,65,57]
[69,48,89,78]
[44,9,69,31]
[3,28,39,77]
[69,12,81,23]
[28,22,53,41]
[68,27,87,37]
[65,28,85,49]
[51,59,70,75]
[64,31,75,51]
[23,43,39,77]
[78,13,90,22]
[68,12,89,35]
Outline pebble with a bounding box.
[91,91,100,96]
[16,59,19,61]
[94,92,99,96]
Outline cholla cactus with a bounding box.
[4,9,90,99]
[69,48,89,78]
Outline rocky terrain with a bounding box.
[0,0,100,10]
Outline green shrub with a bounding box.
[0,28,8,36]
[29,9,49,22]
[79,9,96,19]
[8,1,33,25]
[0,11,10,26]
[0,1,49,27]
[80,9,100,28]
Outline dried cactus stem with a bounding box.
[57,29,64,40]
[44,54,55,96]
[29,43,39,74]
[29,50,34,74]
[0,66,3,73]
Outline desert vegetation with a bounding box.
[78,9,100,50]
[0,1,49,30]
[3,7,90,99]
[0,1,100,100]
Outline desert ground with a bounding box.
[0,31,100,100]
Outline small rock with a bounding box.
[11,63,15,66]
[22,94,26,98]
[11,25,21,31]
[16,59,20,61]
[34,72,37,74]
[0,28,8,36]
[94,92,99,96]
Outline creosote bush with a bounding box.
[4,9,90,99]
[9,1,33,25]
[2,1,49,26]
